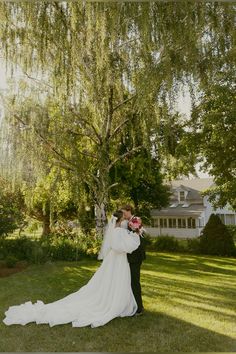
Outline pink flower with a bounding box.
[128,217,142,231]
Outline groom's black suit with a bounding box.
[127,216,146,313]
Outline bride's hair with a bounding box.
[113,210,123,222]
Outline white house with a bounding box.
[145,178,236,238]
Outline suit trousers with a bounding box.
[129,261,143,312]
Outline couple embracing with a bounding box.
[3,205,146,328]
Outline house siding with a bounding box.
[146,178,236,238]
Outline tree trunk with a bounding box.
[41,213,51,237]
[95,202,107,237]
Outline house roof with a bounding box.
[170,178,214,192]
[170,186,203,202]
[151,178,213,218]
[151,204,205,217]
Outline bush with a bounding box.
[40,231,101,261]
[226,225,236,242]
[143,234,157,251]
[200,214,236,256]
[153,235,181,252]
[0,236,34,260]
[0,181,25,237]
[28,242,50,264]
[47,238,79,261]
[5,255,18,268]
[186,238,201,254]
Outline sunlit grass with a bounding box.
[0,252,235,352]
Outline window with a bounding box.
[178,218,187,228]
[178,218,182,228]
[168,218,176,228]
[215,213,236,225]
[172,218,176,228]
[225,214,235,225]
[152,219,159,227]
[179,191,185,202]
[216,214,225,224]
[187,218,196,229]
[160,218,167,228]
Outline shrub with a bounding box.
[48,238,78,261]
[200,214,236,256]
[0,236,34,260]
[5,255,18,268]
[0,182,25,237]
[153,235,180,252]
[143,234,157,251]
[186,238,201,254]
[28,242,50,264]
[226,225,236,242]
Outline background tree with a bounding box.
[181,68,236,209]
[200,214,236,256]
[0,177,25,237]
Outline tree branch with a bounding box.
[105,85,114,139]
[69,108,102,144]
[22,71,53,90]
[107,182,119,190]
[110,118,130,140]
[66,129,99,146]
[113,94,136,112]
[108,146,142,170]
[11,112,80,170]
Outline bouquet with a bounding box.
[128,216,143,233]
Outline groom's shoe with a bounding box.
[134,310,144,317]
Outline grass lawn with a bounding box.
[0,251,235,352]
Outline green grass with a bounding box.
[0,252,236,352]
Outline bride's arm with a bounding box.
[111,228,140,254]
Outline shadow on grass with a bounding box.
[0,253,236,351]
[142,254,236,323]
[0,310,235,352]
[145,252,236,277]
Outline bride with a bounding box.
[3,210,140,328]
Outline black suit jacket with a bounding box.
[127,216,146,264]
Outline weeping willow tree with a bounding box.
[0,1,235,233]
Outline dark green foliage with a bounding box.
[110,148,170,222]
[142,234,156,251]
[0,182,25,237]
[186,238,201,254]
[200,214,236,256]
[226,225,236,242]
[5,255,18,268]
[0,236,34,261]
[183,71,236,209]
[154,235,181,252]
[77,202,95,235]
[0,232,102,264]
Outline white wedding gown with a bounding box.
[3,227,140,328]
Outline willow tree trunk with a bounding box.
[94,202,107,237]
[41,213,51,237]
[94,140,111,236]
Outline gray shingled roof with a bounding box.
[151,178,213,217]
[170,178,214,192]
[151,204,205,217]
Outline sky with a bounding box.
[0,60,210,178]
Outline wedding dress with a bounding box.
[3,220,140,328]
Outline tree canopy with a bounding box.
[0,1,235,234]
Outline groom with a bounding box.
[121,205,146,316]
